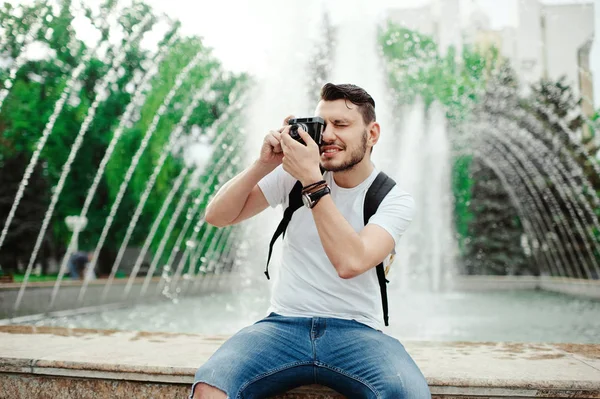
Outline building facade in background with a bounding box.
[539,2,594,96]
[385,0,596,108]
[579,38,595,118]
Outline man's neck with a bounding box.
[331,158,375,188]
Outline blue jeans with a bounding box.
[190,313,430,399]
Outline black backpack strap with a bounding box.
[264,180,304,279]
[363,172,396,326]
[265,167,325,279]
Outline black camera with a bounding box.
[288,117,326,146]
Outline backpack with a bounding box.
[264,171,397,326]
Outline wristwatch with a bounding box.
[302,185,331,209]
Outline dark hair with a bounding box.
[320,83,376,124]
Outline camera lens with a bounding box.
[289,122,310,145]
[290,123,308,138]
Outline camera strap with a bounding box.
[265,171,396,326]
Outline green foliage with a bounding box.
[379,22,503,264]
[379,21,599,278]
[529,76,584,130]
[379,22,500,122]
[452,155,474,253]
[462,161,531,276]
[586,109,600,135]
[0,0,248,276]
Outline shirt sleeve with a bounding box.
[257,165,298,208]
[367,187,415,246]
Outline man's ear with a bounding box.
[369,122,381,147]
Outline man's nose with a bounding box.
[322,124,336,143]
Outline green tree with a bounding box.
[0,0,248,277]
[378,23,500,264]
[463,161,531,275]
[378,21,599,278]
[460,62,532,276]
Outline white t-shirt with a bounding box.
[257,165,415,330]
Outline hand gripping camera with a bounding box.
[288,117,326,146]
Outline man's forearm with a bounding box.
[205,160,275,226]
[310,195,366,279]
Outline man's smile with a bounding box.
[320,145,343,157]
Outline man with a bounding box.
[68,251,92,280]
[191,83,430,399]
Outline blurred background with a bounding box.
[0,0,599,343]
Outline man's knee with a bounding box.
[192,382,228,399]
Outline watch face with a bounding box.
[302,193,312,208]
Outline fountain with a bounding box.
[64,216,88,253]
[326,0,457,292]
[0,2,249,320]
[0,2,599,398]
[0,0,597,323]
[11,13,155,314]
[49,32,181,307]
[0,3,121,252]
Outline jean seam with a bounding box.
[310,320,317,361]
[313,321,326,383]
[314,318,326,339]
[236,361,314,399]
[315,362,382,399]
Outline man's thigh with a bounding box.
[191,313,314,399]
[315,319,431,399]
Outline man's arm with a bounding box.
[310,195,396,279]
[276,125,402,279]
[206,116,297,227]
[204,160,274,227]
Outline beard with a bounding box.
[321,129,368,172]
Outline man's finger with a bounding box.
[266,134,280,149]
[280,129,296,147]
[283,133,305,151]
[265,132,279,144]
[278,116,295,133]
[283,114,295,125]
[297,127,316,146]
[270,130,282,140]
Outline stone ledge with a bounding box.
[0,277,162,290]
[0,374,343,399]
[0,274,237,320]
[450,276,600,300]
[0,326,599,398]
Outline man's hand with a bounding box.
[259,129,284,166]
[280,126,323,186]
[258,115,295,167]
